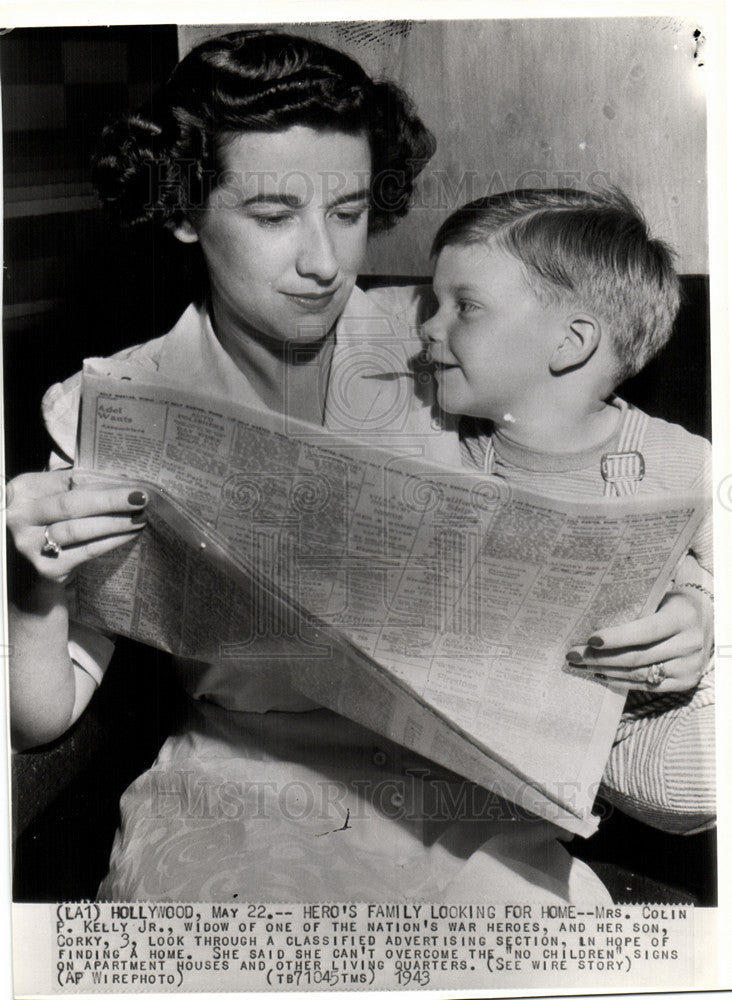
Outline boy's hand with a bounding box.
[566,589,714,693]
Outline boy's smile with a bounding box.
[424,243,568,423]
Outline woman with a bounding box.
[7,30,714,902]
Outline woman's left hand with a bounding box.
[566,589,714,693]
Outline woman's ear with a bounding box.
[549,315,601,373]
[168,216,199,245]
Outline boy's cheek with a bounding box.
[433,379,450,412]
[434,379,462,415]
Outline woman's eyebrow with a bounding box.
[328,186,370,208]
[240,187,371,210]
[240,193,302,208]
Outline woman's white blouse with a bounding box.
[44,284,461,709]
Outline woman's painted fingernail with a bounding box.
[128,491,147,506]
[589,635,604,647]
[566,651,584,664]
[130,510,147,523]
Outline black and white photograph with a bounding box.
[2,5,729,996]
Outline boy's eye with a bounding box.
[457,300,479,315]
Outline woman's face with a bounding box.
[174,126,372,346]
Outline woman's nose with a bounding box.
[296,220,339,283]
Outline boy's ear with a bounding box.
[549,315,601,373]
[168,216,199,245]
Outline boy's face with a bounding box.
[425,243,568,420]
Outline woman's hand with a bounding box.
[566,588,714,693]
[7,469,148,590]
[7,469,149,747]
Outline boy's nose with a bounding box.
[422,312,444,344]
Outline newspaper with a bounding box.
[72,362,705,837]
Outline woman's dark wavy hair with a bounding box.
[92,29,435,234]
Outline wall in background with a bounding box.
[2,19,712,482]
[180,17,708,275]
[3,26,179,329]
[2,26,180,476]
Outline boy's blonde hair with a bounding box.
[431,188,681,381]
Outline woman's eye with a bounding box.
[332,207,367,226]
[251,213,293,228]
[457,300,479,315]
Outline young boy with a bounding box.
[424,187,714,833]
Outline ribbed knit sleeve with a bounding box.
[601,657,716,833]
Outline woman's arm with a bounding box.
[566,552,715,832]
[7,470,148,749]
[10,580,81,750]
[600,657,715,834]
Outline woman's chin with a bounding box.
[259,317,336,350]
[281,304,345,345]
[288,324,332,343]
